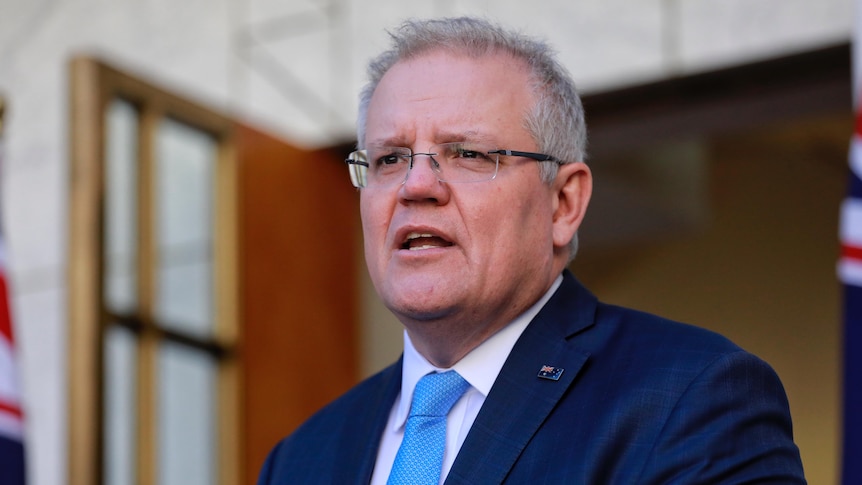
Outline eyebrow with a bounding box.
[435,130,492,144]
[366,136,409,148]
[368,130,495,149]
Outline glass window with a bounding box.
[103,324,138,485]
[71,59,239,485]
[98,99,234,485]
[157,341,217,485]
[104,100,139,314]
[155,119,216,339]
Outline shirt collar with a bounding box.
[393,274,564,430]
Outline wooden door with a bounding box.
[238,125,360,485]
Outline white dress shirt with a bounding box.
[369,275,563,485]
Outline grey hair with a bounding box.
[357,16,586,261]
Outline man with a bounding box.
[258,16,805,484]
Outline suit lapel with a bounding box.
[346,359,403,485]
[445,272,597,484]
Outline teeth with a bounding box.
[406,232,434,241]
[403,232,445,251]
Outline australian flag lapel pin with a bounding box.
[537,365,564,381]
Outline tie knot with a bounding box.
[410,371,469,418]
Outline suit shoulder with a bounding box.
[579,301,791,393]
[595,301,744,355]
[554,273,744,360]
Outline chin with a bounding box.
[384,290,456,323]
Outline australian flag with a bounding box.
[0,236,24,485]
[839,106,862,485]
[0,101,25,484]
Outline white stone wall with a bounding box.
[0,0,852,483]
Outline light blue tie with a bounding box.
[387,370,470,485]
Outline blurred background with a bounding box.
[0,0,855,484]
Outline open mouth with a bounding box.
[401,232,454,251]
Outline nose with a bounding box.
[405,153,439,182]
[399,153,450,204]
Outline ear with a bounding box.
[551,162,592,250]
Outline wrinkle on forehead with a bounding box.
[365,50,536,150]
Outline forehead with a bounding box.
[365,50,535,146]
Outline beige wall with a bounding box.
[574,116,849,484]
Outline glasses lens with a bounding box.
[350,142,501,187]
[346,150,368,188]
[433,142,499,183]
[364,146,412,187]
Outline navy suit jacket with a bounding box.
[258,271,805,484]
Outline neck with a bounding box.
[401,270,564,368]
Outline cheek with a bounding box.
[506,188,555,247]
[360,193,385,230]
[359,195,387,258]
[468,188,542,253]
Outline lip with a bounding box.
[393,225,456,252]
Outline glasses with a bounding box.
[344,141,561,188]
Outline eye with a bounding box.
[455,148,484,159]
[377,153,402,165]
[448,144,493,161]
[371,148,410,166]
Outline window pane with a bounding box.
[157,341,217,485]
[104,325,137,485]
[104,99,139,314]
[154,119,215,338]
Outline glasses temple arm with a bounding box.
[489,149,560,163]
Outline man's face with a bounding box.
[361,50,565,353]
